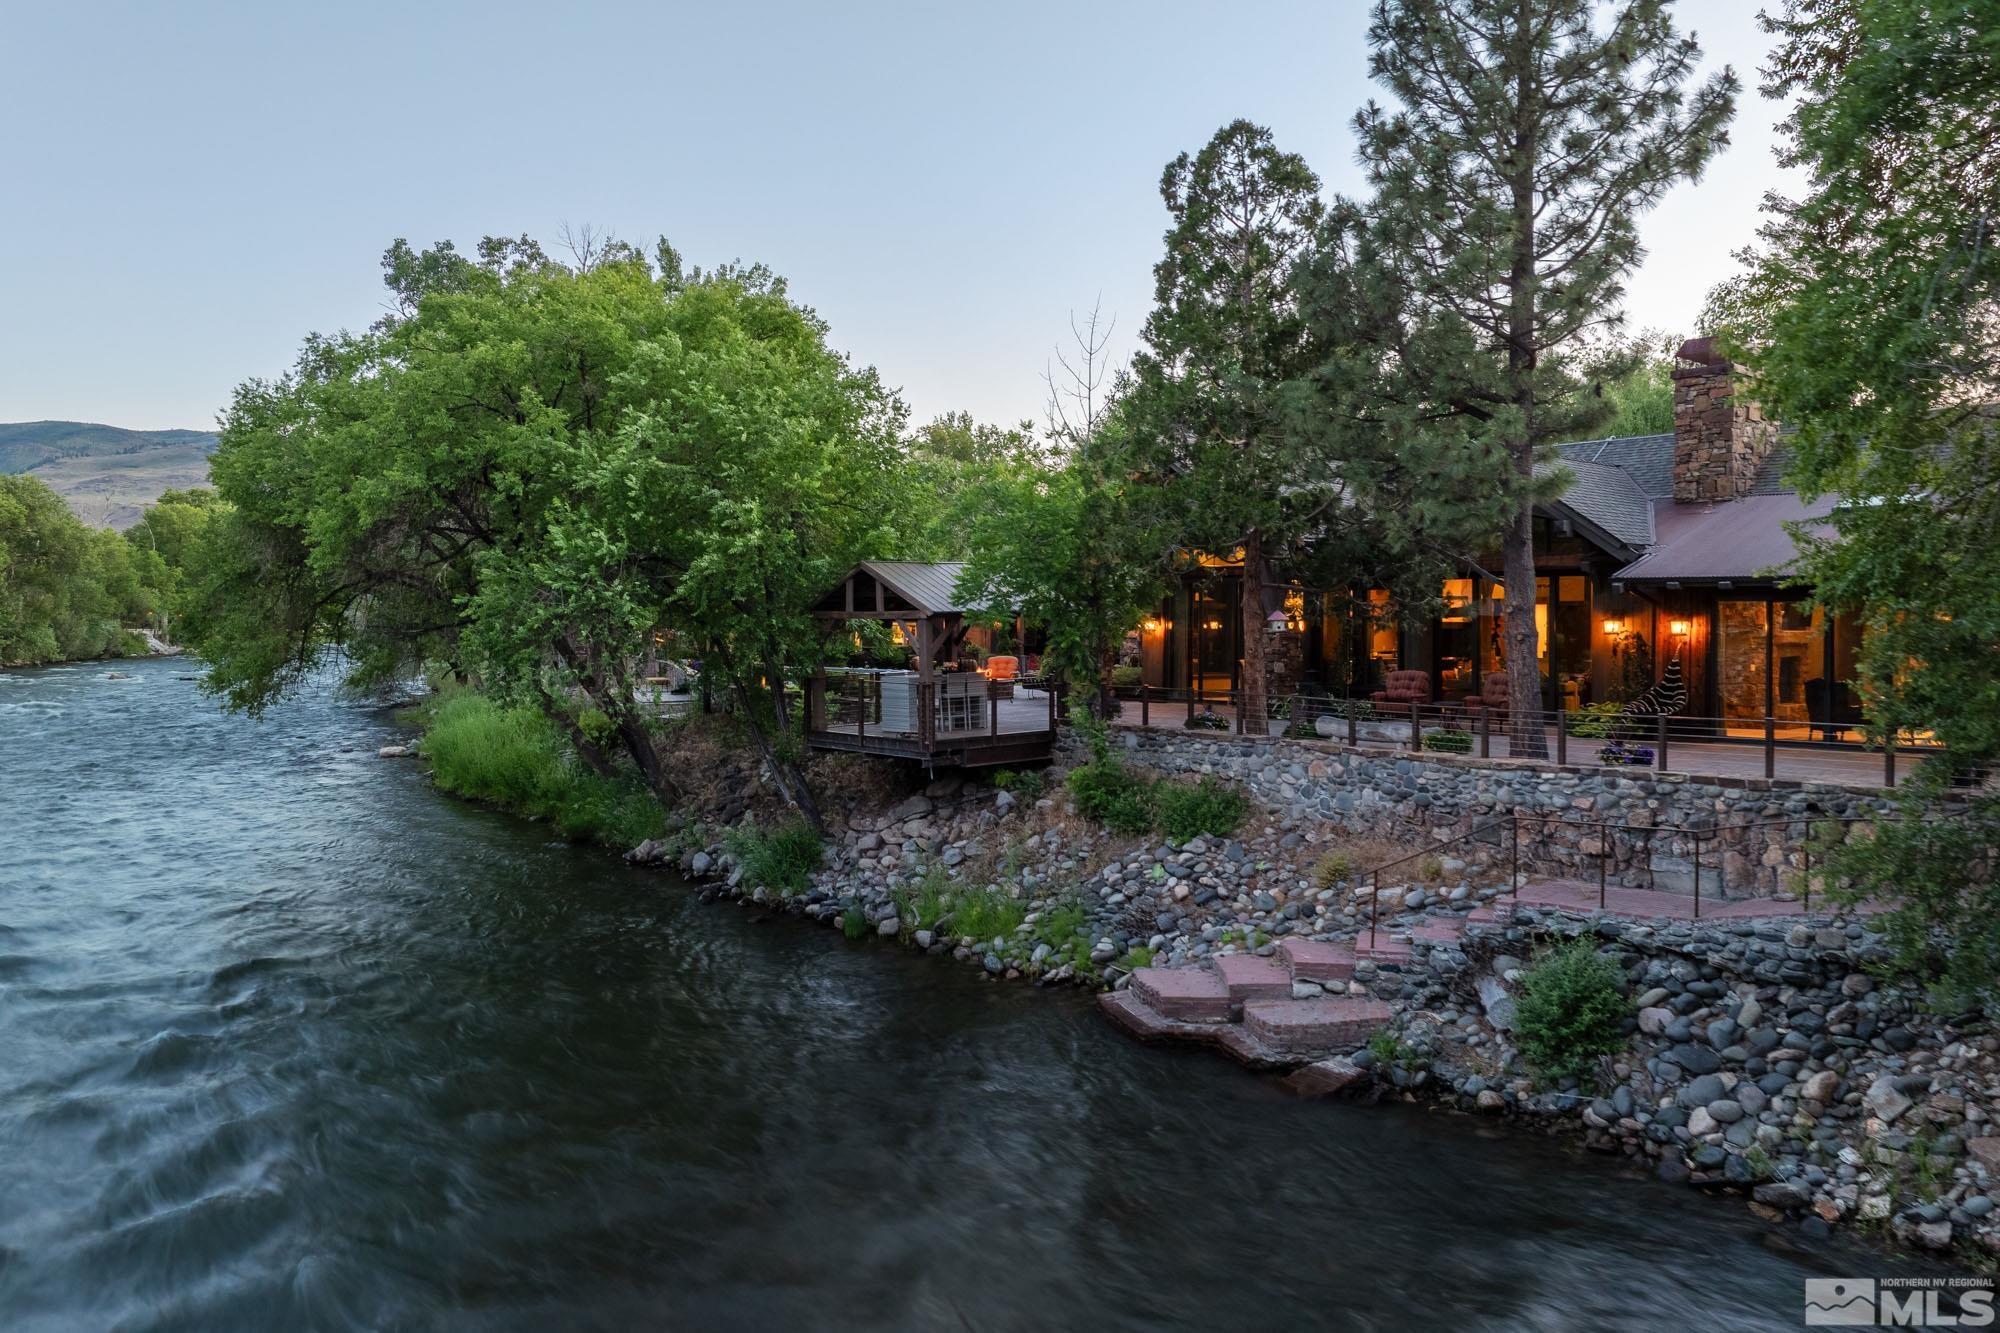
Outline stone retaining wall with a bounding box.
[1082,726,1898,901]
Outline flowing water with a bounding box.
[0,657,1924,1330]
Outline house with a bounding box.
[1138,339,1862,735]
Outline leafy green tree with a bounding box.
[124,487,220,632]
[0,474,165,663]
[1125,119,1327,735]
[1726,0,2000,1001]
[954,404,1166,709]
[188,236,900,831]
[1356,0,1735,752]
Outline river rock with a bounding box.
[1864,1076,1913,1124]
[1802,1070,1841,1104]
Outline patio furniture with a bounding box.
[1370,670,1432,717]
[1459,671,1510,720]
[986,655,1019,681]
[1806,678,1865,741]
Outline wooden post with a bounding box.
[1510,811,1520,899]
[1141,682,1150,728]
[1369,870,1379,949]
[1347,701,1357,746]
[1765,715,1776,780]
[1479,707,1491,758]
[1884,730,1897,787]
[1410,702,1422,752]
[1655,715,1669,771]
[1188,690,1196,724]
[1693,833,1702,920]
[989,679,998,739]
[1555,707,1567,766]
[1598,820,1607,910]
[1802,831,1812,913]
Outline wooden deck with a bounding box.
[807,689,1057,768]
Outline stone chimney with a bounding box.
[1671,336,1775,504]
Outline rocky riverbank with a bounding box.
[618,737,1999,1267]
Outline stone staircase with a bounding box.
[1101,937,1394,1070]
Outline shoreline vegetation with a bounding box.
[0,473,214,669]
[397,687,2000,1267]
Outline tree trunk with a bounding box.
[1239,529,1269,736]
[1501,496,1547,759]
[733,678,826,835]
[1502,12,1547,761]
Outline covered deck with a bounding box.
[804,561,1058,769]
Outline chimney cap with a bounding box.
[1676,335,1726,367]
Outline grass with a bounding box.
[1035,898,1088,947]
[421,690,668,849]
[952,885,1027,941]
[1119,945,1155,970]
[841,903,869,939]
[894,869,955,931]
[727,821,823,896]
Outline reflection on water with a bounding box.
[0,659,1906,1330]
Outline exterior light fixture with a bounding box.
[1601,617,1624,636]
[1669,618,1692,637]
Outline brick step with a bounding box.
[1208,954,1292,1005]
[1100,990,1228,1044]
[1243,997,1397,1055]
[1354,936,1412,965]
[1276,938,1356,984]
[1407,920,1466,945]
[1130,966,1233,1023]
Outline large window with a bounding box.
[1716,596,1865,729]
[1477,576,1588,706]
[1436,578,1477,698]
[1189,578,1239,696]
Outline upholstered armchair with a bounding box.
[1461,671,1510,717]
[1370,669,1432,715]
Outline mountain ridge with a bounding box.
[0,420,219,529]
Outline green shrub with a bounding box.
[1423,728,1473,754]
[1514,941,1629,1084]
[728,821,823,896]
[1313,849,1358,889]
[1183,710,1230,731]
[952,886,1026,941]
[1109,665,1143,692]
[1566,701,1627,740]
[1118,945,1155,970]
[993,768,1046,801]
[1155,777,1248,841]
[1067,759,1157,834]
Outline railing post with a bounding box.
[1233,690,1244,734]
[858,681,868,743]
[1764,715,1776,780]
[1598,820,1607,910]
[1141,682,1150,729]
[1188,690,1196,724]
[990,680,999,739]
[1347,700,1358,747]
[1884,730,1897,787]
[1510,811,1520,898]
[1479,706,1491,758]
[1370,870,1379,950]
[1693,832,1702,919]
[1556,707,1567,766]
[1411,702,1422,752]
[1655,715,1669,771]
[1802,828,1812,913]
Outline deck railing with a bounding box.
[805,669,1061,753]
[1111,684,1966,791]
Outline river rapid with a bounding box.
[0,658,1920,1329]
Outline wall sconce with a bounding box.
[1669,618,1692,637]
[1142,618,1163,635]
[1601,617,1624,636]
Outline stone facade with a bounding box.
[1671,337,1777,505]
[1090,725,1897,900]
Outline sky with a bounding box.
[0,0,1792,435]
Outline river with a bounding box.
[0,657,1922,1330]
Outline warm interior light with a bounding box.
[1602,617,1624,635]
[1669,618,1692,637]
[1142,618,1163,635]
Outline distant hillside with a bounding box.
[0,421,219,529]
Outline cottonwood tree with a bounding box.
[1727,0,2000,1000]
[1357,0,1735,753]
[1126,119,1326,735]
[188,238,901,830]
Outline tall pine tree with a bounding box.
[1356,0,1734,753]
[1128,120,1325,735]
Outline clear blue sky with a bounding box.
[0,0,1787,435]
